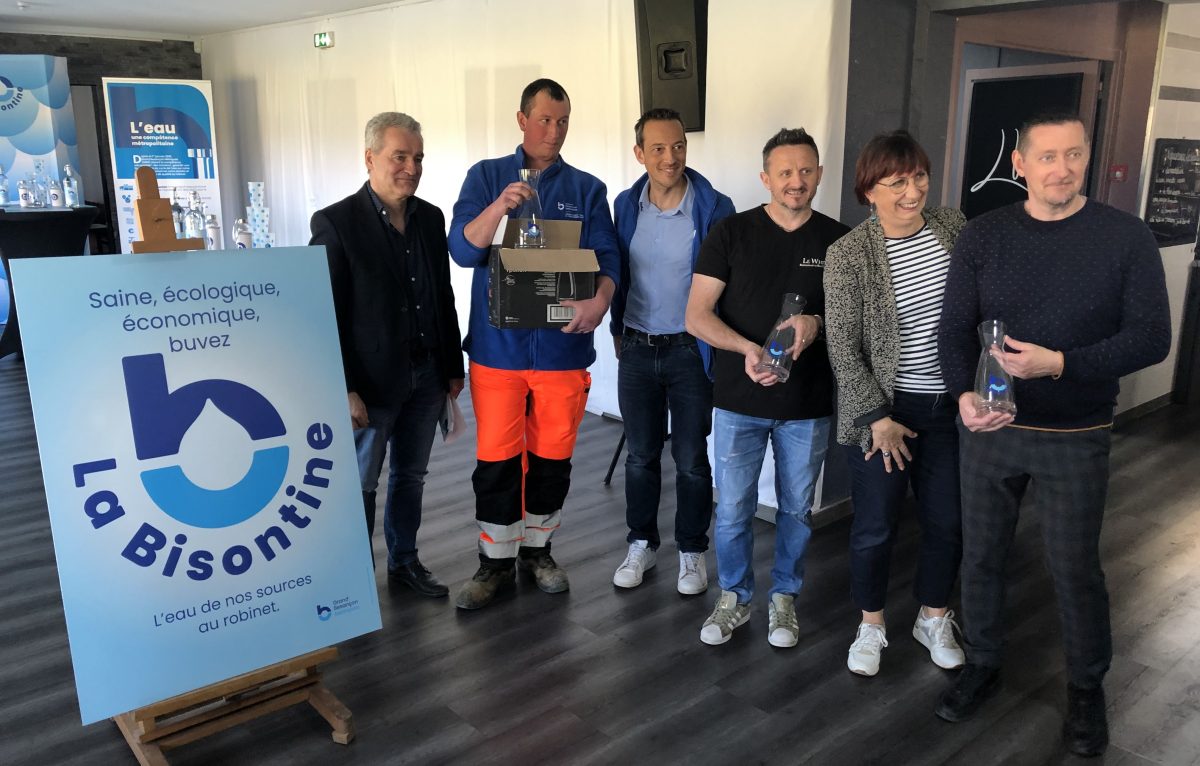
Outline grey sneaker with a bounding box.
[454,564,515,610]
[847,622,889,676]
[700,590,750,645]
[517,548,569,593]
[677,552,708,595]
[913,609,965,669]
[613,540,656,588]
[767,593,799,648]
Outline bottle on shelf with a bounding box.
[32,159,48,206]
[62,165,82,208]
[29,175,46,207]
[170,188,186,237]
[17,179,34,208]
[48,178,64,208]
[204,214,223,250]
[0,164,9,206]
[183,191,205,239]
[231,218,253,249]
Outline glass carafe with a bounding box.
[754,293,806,383]
[514,168,546,248]
[974,319,1017,415]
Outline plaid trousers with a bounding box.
[958,423,1113,689]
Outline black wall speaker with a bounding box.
[633,0,708,132]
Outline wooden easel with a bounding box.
[129,166,204,253]
[112,647,353,766]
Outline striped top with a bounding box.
[885,225,950,393]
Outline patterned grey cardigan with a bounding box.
[823,206,966,451]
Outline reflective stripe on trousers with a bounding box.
[476,511,562,559]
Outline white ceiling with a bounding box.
[2,0,1199,43]
[0,0,407,40]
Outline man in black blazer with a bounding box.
[310,112,464,597]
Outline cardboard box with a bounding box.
[488,218,599,329]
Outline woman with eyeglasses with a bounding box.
[823,131,967,677]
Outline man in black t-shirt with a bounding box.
[685,128,849,648]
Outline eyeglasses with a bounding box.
[876,171,930,194]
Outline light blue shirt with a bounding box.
[624,178,696,335]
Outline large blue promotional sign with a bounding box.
[1,54,83,320]
[102,78,223,253]
[0,55,82,187]
[10,247,380,724]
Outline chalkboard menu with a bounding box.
[1144,138,1200,248]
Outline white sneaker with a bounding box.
[847,622,889,676]
[677,551,708,595]
[612,540,656,588]
[767,593,799,648]
[700,590,750,645]
[913,609,965,669]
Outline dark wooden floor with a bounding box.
[2,352,1199,766]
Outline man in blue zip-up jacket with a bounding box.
[448,78,620,610]
[608,108,734,596]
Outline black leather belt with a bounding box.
[624,328,695,346]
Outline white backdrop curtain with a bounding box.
[200,0,851,507]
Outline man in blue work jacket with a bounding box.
[448,78,620,610]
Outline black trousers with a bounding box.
[844,391,962,613]
[958,424,1113,689]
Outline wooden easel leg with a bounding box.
[114,712,170,766]
[308,684,355,745]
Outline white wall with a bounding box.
[198,0,852,422]
[1124,3,1200,413]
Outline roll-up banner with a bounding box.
[102,78,222,253]
[1,54,83,322]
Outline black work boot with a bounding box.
[1063,683,1108,757]
[935,663,1000,722]
[518,546,570,593]
[388,560,449,598]
[454,561,516,610]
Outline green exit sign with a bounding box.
[313,32,335,49]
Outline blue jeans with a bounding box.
[617,333,713,553]
[844,391,961,613]
[713,408,830,603]
[354,358,444,571]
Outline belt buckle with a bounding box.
[646,333,665,347]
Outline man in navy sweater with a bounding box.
[608,107,734,595]
[936,112,1171,757]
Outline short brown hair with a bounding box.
[852,131,931,205]
[1017,110,1086,154]
[520,78,569,116]
[634,107,685,147]
[762,127,818,170]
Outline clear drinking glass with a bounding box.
[514,168,547,248]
